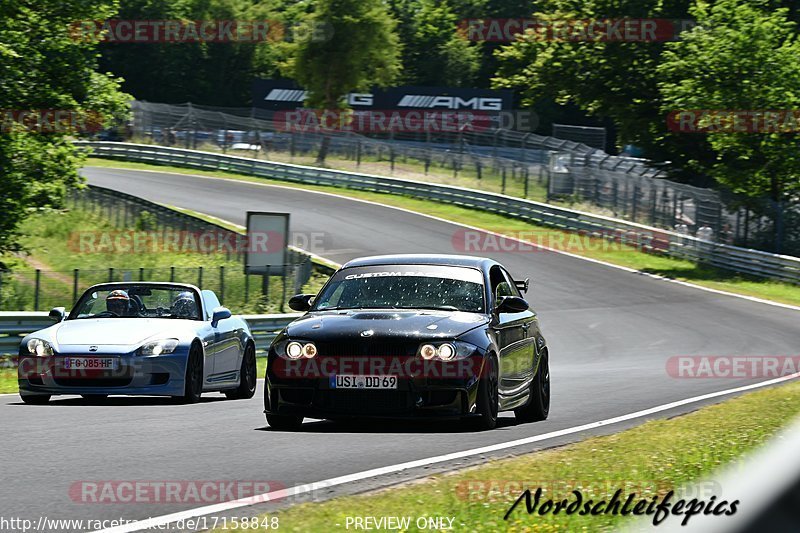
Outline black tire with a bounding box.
[180,344,204,404]
[225,343,257,400]
[471,355,499,431]
[20,394,50,405]
[515,350,550,423]
[266,413,303,430]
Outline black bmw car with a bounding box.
[264,254,550,430]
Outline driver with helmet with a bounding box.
[171,291,198,319]
[106,289,132,316]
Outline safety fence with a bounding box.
[0,185,320,313]
[115,100,782,250]
[0,312,299,357]
[77,141,800,284]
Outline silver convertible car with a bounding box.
[17,282,257,404]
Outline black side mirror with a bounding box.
[49,307,66,322]
[288,294,314,312]
[495,296,529,314]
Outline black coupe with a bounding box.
[264,254,550,430]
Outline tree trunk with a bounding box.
[316,134,330,165]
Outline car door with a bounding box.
[489,266,536,406]
[202,290,240,383]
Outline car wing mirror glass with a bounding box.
[288,294,314,312]
[495,296,529,314]
[49,307,66,322]
[211,306,232,327]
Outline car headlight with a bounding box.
[418,341,476,361]
[283,341,317,359]
[139,339,180,356]
[27,338,54,357]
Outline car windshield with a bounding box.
[69,286,202,320]
[313,265,485,313]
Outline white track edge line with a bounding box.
[95,372,800,533]
[85,165,800,313]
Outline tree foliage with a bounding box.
[658,0,800,203]
[0,0,130,260]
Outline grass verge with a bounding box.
[0,203,327,313]
[0,367,16,394]
[86,158,800,307]
[217,380,800,532]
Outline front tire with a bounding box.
[20,393,50,405]
[515,350,550,423]
[266,413,303,430]
[471,355,499,431]
[225,343,257,400]
[180,344,204,404]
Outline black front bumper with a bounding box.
[265,379,478,419]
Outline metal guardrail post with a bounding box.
[34,270,40,311]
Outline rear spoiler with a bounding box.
[514,278,530,293]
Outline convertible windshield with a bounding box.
[313,265,485,313]
[69,286,202,320]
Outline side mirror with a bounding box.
[288,294,314,312]
[495,296,529,314]
[49,307,66,322]
[514,278,530,293]
[211,306,232,327]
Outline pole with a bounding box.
[73,269,79,305]
[34,270,41,311]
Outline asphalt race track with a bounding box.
[2,166,799,530]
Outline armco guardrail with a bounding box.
[76,141,800,284]
[0,312,299,357]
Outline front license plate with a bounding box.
[331,375,398,389]
[63,357,119,371]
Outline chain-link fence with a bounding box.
[95,100,791,254]
[0,264,315,313]
[0,186,317,313]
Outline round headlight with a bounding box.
[27,338,53,357]
[420,344,437,360]
[286,342,303,359]
[437,343,456,361]
[302,343,317,358]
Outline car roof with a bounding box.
[341,254,499,271]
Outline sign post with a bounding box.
[245,212,290,301]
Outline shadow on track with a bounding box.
[8,395,228,406]
[256,415,520,434]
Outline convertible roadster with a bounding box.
[18,282,256,404]
[264,254,550,430]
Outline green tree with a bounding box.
[0,0,129,261]
[283,0,401,162]
[389,0,481,87]
[658,0,800,252]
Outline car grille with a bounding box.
[53,376,133,387]
[315,389,412,414]
[315,340,418,358]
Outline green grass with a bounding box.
[127,137,549,202]
[86,157,800,307]
[215,380,800,532]
[0,367,16,394]
[1,203,328,313]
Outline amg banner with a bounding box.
[252,79,513,112]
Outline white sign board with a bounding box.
[246,212,289,275]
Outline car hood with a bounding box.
[55,318,195,346]
[287,310,488,340]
